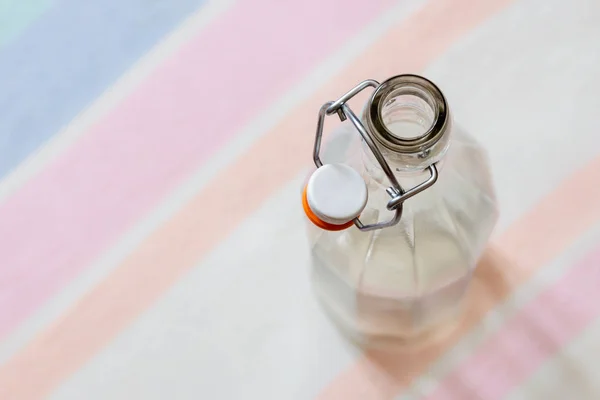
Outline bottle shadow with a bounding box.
[355,246,522,391]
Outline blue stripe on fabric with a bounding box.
[0,0,206,179]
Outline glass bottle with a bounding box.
[302,75,498,347]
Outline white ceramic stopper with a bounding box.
[306,164,368,225]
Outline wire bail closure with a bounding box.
[312,79,439,231]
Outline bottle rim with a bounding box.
[366,74,450,154]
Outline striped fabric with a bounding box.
[0,0,598,398]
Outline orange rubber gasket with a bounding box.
[302,185,355,231]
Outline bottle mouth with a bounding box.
[366,75,449,154]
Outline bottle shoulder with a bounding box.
[307,122,499,262]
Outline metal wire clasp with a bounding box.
[312,79,438,231]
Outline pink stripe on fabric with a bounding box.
[424,245,600,400]
[0,0,396,339]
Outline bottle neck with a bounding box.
[362,74,451,173]
[361,141,443,189]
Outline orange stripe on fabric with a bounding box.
[0,0,516,398]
